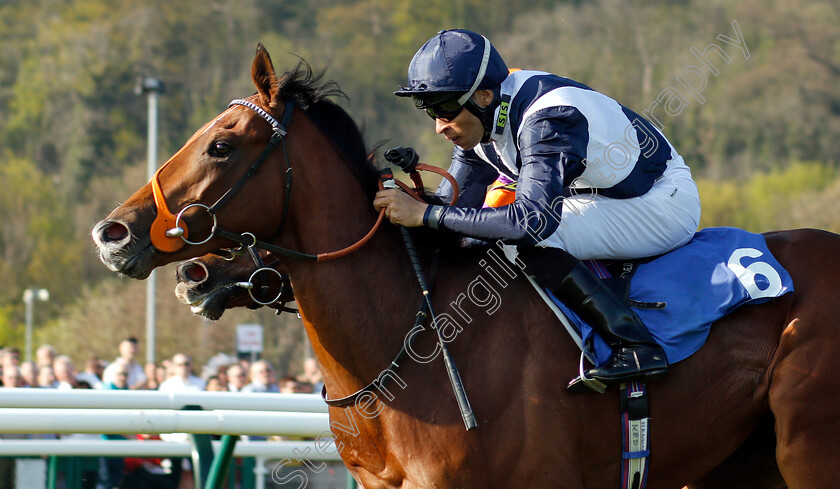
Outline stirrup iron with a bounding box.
[568,351,606,394]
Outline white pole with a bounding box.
[22,288,48,363]
[255,456,268,489]
[23,289,33,363]
[136,77,164,366]
[146,87,159,366]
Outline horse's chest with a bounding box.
[329,409,470,488]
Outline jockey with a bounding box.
[374,29,701,391]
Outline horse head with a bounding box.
[92,43,353,278]
[174,250,292,320]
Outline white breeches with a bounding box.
[539,156,701,260]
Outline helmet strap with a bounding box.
[463,87,502,144]
[456,35,492,106]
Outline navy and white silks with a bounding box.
[424,70,701,260]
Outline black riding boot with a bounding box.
[519,248,669,392]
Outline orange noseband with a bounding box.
[147,107,238,253]
[149,163,188,252]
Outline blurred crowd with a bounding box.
[0,338,324,489]
[0,338,323,394]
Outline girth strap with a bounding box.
[620,381,651,489]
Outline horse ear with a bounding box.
[252,42,281,108]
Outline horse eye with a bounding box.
[209,141,232,157]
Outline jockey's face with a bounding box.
[434,89,493,150]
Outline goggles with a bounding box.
[424,98,465,121]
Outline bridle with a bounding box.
[150,94,459,265]
[149,97,386,262]
[150,95,475,426]
[229,244,296,312]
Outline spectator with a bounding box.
[205,375,227,392]
[1,365,29,489]
[102,337,147,389]
[241,360,278,393]
[0,349,17,388]
[37,364,58,388]
[143,362,160,390]
[279,376,312,394]
[226,364,248,392]
[1,365,23,388]
[160,358,174,381]
[53,355,78,390]
[102,359,130,390]
[157,354,203,488]
[298,357,324,394]
[155,364,168,386]
[158,354,206,393]
[241,361,277,443]
[19,361,37,387]
[1,347,20,367]
[36,344,56,368]
[75,354,103,389]
[238,358,251,376]
[214,366,229,390]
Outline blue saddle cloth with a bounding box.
[548,227,794,367]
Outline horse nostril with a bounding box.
[179,262,208,284]
[102,222,129,242]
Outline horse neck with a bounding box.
[278,126,419,396]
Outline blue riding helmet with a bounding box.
[394,29,508,107]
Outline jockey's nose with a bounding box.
[435,118,451,135]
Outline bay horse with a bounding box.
[93,44,839,488]
[175,246,787,489]
[174,250,291,320]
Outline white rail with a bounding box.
[0,390,347,489]
[0,408,329,436]
[0,390,327,413]
[0,439,341,460]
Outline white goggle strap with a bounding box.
[456,36,491,106]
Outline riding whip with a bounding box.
[379,166,478,431]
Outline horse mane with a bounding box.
[276,59,379,200]
[276,59,469,253]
